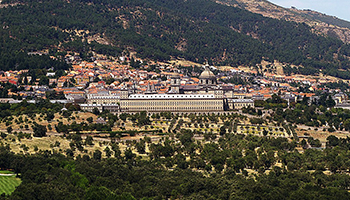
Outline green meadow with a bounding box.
[0,171,21,195]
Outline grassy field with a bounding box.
[0,171,21,195]
[0,170,14,174]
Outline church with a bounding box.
[81,64,254,113]
[119,64,227,112]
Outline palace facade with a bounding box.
[80,64,254,112]
[120,94,224,112]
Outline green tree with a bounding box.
[219,126,226,136]
[104,147,112,158]
[93,150,102,161]
[32,124,47,137]
[326,135,339,147]
[85,136,94,146]
[86,117,93,123]
[92,108,100,115]
[6,126,12,134]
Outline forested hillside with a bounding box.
[1,0,350,78]
[219,0,350,41]
[2,134,350,199]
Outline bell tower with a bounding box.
[120,88,129,99]
[169,73,180,94]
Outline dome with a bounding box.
[199,68,215,79]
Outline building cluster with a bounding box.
[0,56,349,113]
[80,64,240,112]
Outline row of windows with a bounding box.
[234,103,254,107]
[129,106,223,111]
[81,106,119,112]
[88,96,119,99]
[125,101,221,106]
[130,95,215,99]
[91,101,116,104]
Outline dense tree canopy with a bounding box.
[0,0,350,78]
[0,132,350,199]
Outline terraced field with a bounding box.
[0,171,21,195]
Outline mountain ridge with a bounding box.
[1,0,350,79]
[217,0,350,43]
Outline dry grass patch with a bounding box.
[0,112,99,134]
[2,134,117,158]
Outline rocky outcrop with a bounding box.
[217,0,350,43]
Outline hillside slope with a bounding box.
[1,0,350,78]
[218,0,350,43]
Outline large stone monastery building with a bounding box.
[81,64,253,112]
